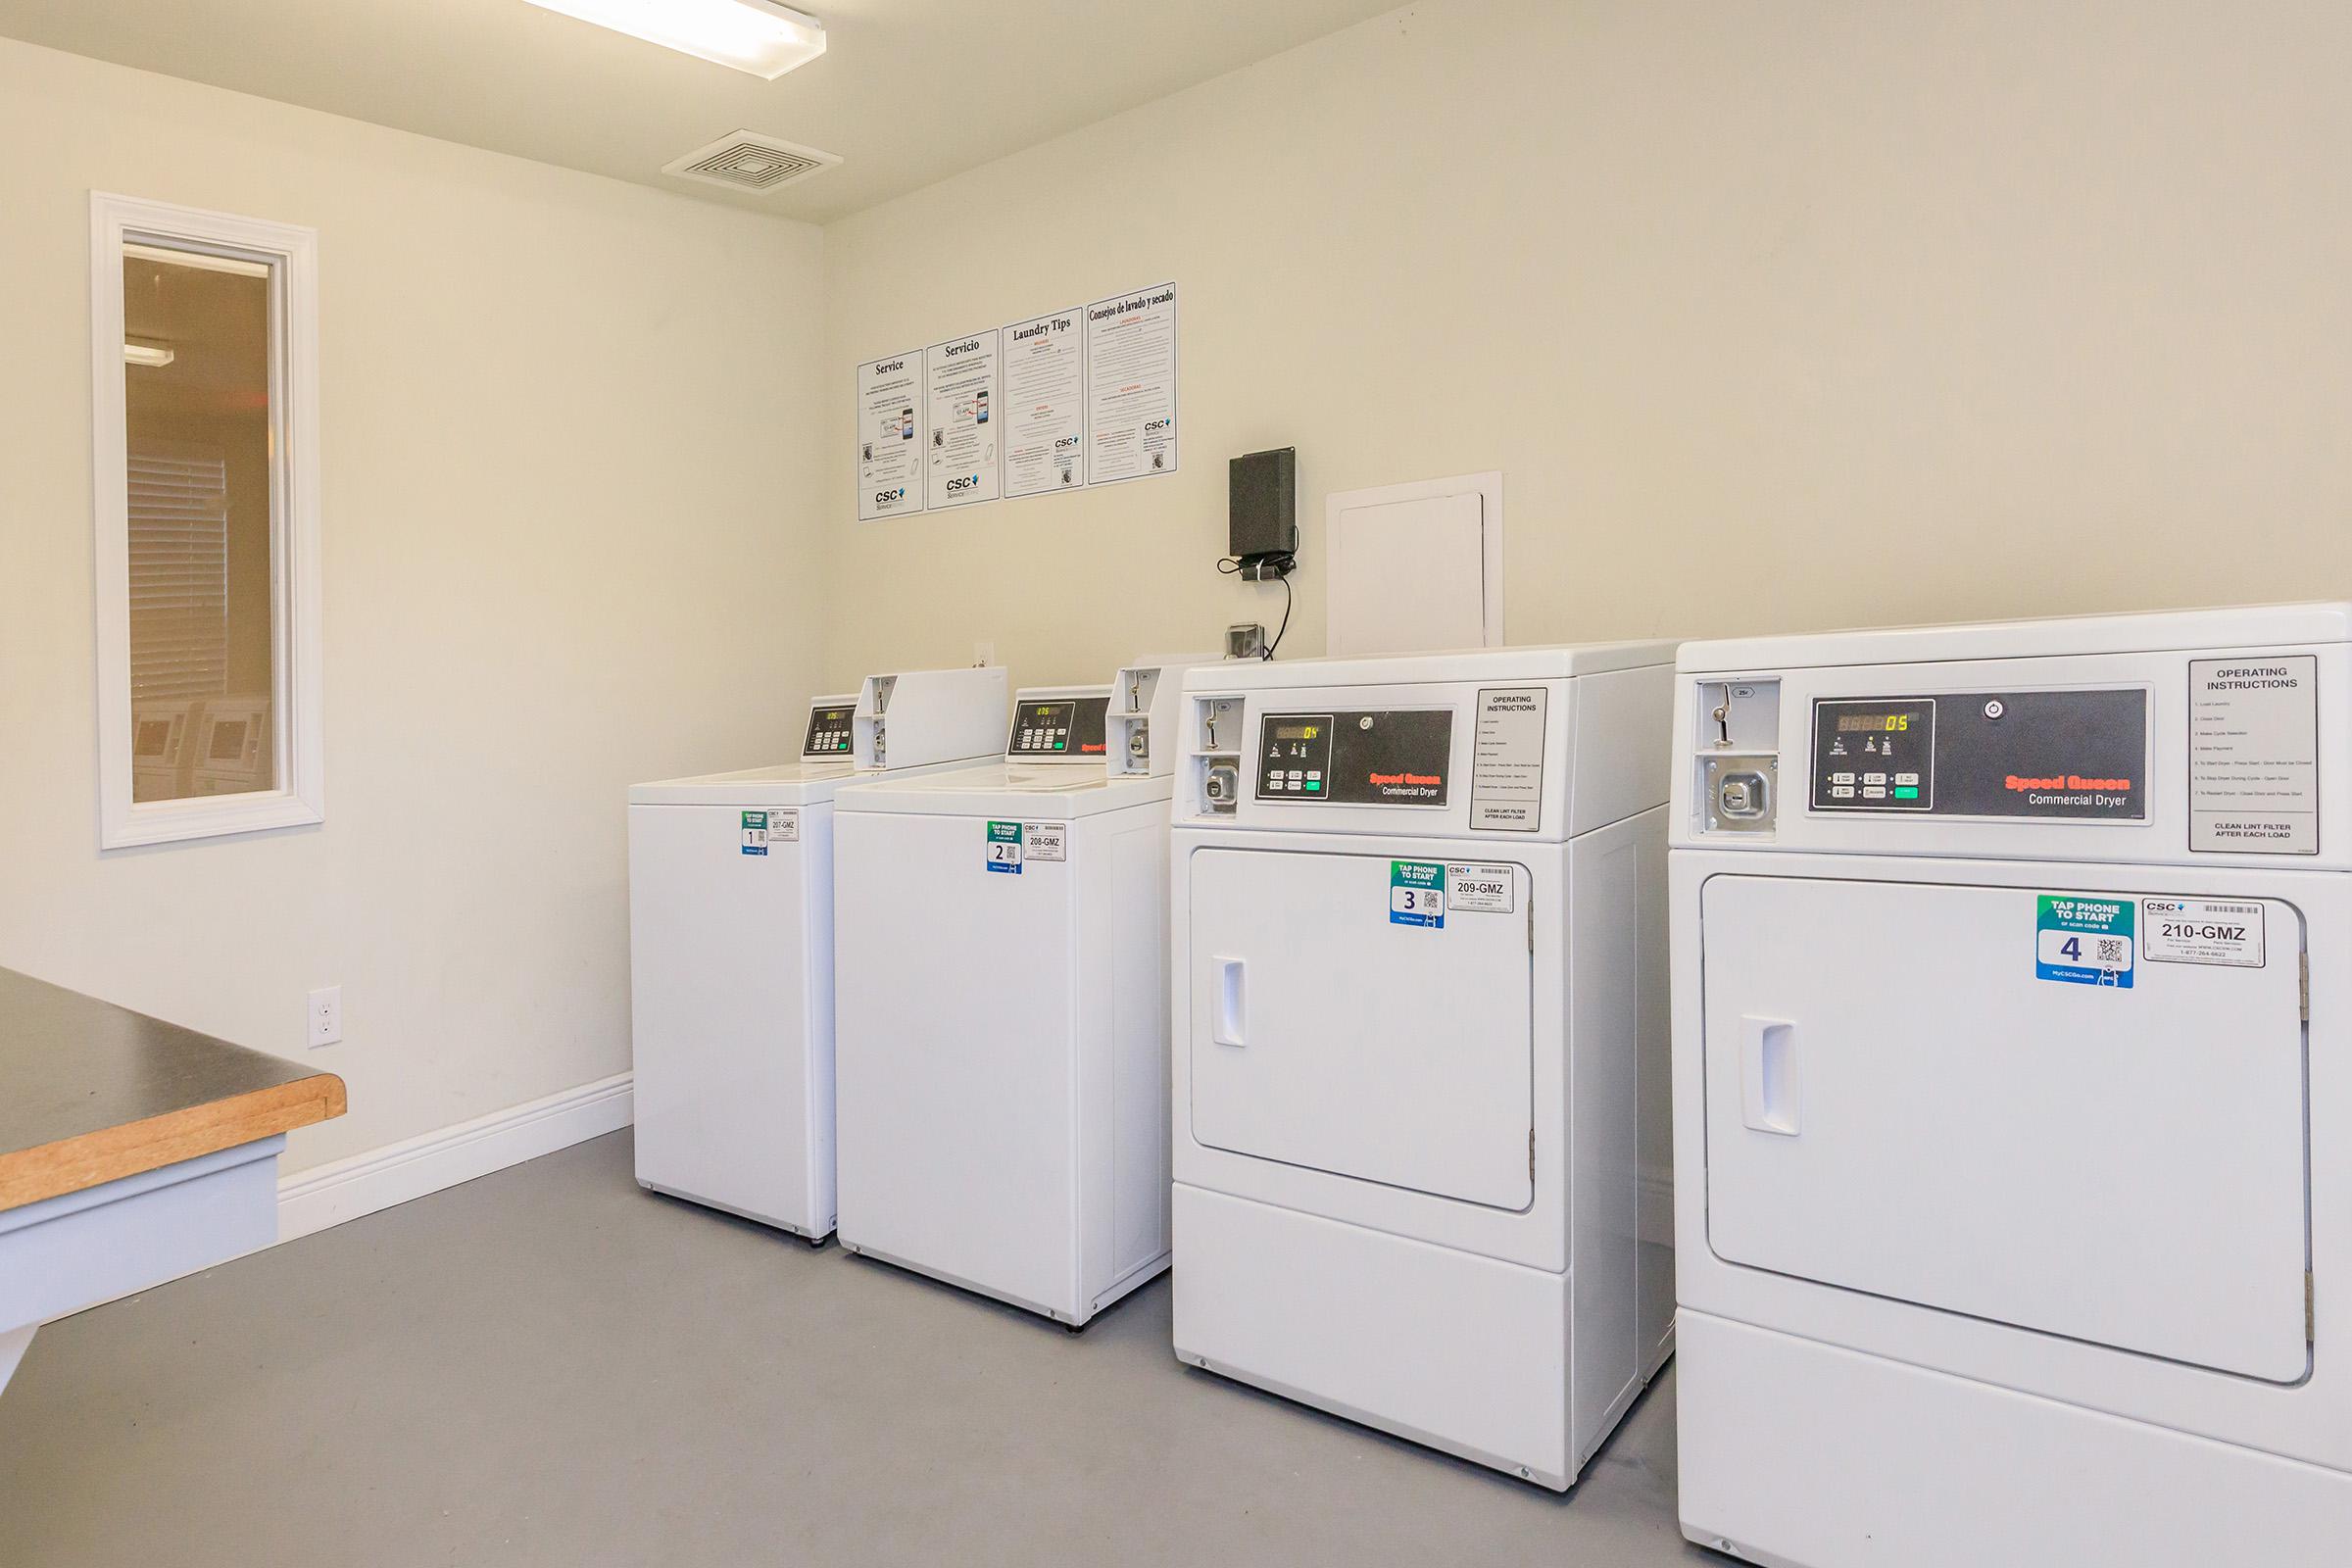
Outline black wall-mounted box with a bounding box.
[1229,448,1298,562]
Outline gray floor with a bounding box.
[0,1131,1713,1567]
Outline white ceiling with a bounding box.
[0,0,1402,222]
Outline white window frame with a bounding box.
[91,192,323,849]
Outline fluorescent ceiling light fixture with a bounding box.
[123,340,175,368]
[524,0,826,79]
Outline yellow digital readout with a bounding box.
[1835,713,1911,734]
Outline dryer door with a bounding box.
[1188,848,1533,1209]
[1701,873,2310,1382]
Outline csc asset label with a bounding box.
[2141,898,2266,968]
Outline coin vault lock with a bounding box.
[1701,754,1779,833]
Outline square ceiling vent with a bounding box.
[662,130,841,194]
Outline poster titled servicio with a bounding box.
[924,330,1002,511]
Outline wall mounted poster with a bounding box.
[924,329,1002,511]
[1002,308,1086,499]
[1085,281,1179,484]
[854,279,1177,521]
[856,351,925,520]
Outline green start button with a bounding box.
[1894,785,1920,800]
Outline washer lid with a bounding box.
[628,760,853,806]
[837,762,1169,817]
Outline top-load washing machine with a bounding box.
[1671,603,2352,1567]
[628,667,1007,1239]
[131,698,201,802]
[1170,643,1677,1490]
[832,660,1206,1325]
[190,695,270,795]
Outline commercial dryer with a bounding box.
[628,666,1007,1239]
[1171,644,1676,1490]
[832,662,1204,1325]
[1671,603,2352,1567]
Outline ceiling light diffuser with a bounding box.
[523,0,826,79]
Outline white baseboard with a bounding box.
[277,1071,633,1244]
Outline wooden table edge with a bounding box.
[0,1070,347,1212]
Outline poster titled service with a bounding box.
[855,352,925,521]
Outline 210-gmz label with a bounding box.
[2157,919,2249,943]
[2141,897,2266,968]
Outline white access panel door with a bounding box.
[629,803,820,1226]
[1189,850,1533,1209]
[1701,874,2309,1382]
[834,810,1078,1310]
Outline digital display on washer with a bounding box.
[1008,696,1109,760]
[801,703,856,758]
[1811,689,2145,819]
[1257,710,1451,804]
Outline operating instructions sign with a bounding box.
[2190,656,2318,854]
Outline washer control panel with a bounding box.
[801,702,856,759]
[1009,695,1109,760]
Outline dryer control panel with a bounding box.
[1809,689,2145,820]
[1810,700,1935,810]
[1256,710,1451,805]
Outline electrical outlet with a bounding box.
[973,640,996,666]
[308,986,342,1048]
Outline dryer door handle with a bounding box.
[1740,1015,1799,1135]
[1210,956,1247,1048]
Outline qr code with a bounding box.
[2096,938,2126,964]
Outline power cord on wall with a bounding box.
[1218,553,1296,659]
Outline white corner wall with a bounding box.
[0,37,828,1174]
[820,0,2352,690]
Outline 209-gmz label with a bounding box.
[1446,863,1516,914]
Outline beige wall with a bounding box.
[820,0,2352,691]
[7,0,2350,1178]
[0,37,827,1171]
